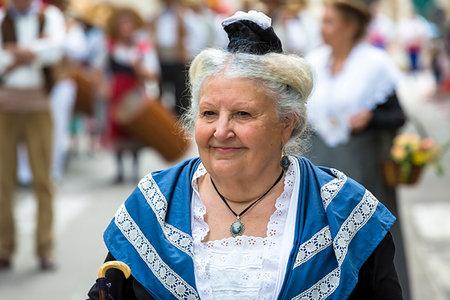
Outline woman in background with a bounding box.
[305,0,409,298]
[104,7,160,184]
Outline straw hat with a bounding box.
[284,0,307,14]
[67,0,112,28]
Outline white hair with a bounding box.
[180,48,314,154]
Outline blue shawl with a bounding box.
[103,156,395,299]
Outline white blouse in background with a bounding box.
[306,43,400,147]
[191,156,300,299]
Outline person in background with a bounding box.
[259,0,321,56]
[182,0,216,60]
[278,0,322,55]
[87,10,402,300]
[207,0,232,50]
[0,0,65,270]
[305,0,409,298]
[104,6,160,184]
[46,0,84,182]
[149,0,188,117]
[67,0,109,157]
[16,0,109,184]
[396,9,433,73]
[59,0,110,159]
[367,1,395,50]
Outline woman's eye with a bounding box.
[236,111,251,118]
[202,111,216,117]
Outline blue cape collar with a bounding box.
[104,157,395,299]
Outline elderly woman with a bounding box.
[88,11,402,300]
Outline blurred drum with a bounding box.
[116,90,189,162]
[72,66,94,116]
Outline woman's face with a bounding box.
[195,76,295,179]
[321,5,356,46]
[117,15,136,40]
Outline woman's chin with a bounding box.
[207,161,244,179]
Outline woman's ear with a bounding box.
[281,115,299,145]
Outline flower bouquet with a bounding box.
[383,134,448,187]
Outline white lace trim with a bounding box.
[293,225,332,269]
[291,268,341,300]
[334,190,378,265]
[138,174,193,257]
[320,169,347,211]
[293,169,348,269]
[114,204,199,300]
[291,189,379,299]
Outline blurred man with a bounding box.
[149,0,188,117]
[0,0,65,270]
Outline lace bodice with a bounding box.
[190,157,299,299]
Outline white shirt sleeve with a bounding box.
[63,22,89,62]
[141,41,161,74]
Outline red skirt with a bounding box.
[104,73,139,147]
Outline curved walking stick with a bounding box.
[97,261,131,300]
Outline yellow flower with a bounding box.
[412,151,428,166]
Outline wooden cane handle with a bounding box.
[97,261,131,279]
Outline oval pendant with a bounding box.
[230,220,245,237]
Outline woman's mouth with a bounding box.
[213,147,241,153]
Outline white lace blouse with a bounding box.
[190,156,300,299]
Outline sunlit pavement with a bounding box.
[0,71,449,300]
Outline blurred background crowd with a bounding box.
[2,0,448,186]
[0,0,449,299]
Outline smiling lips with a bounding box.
[212,146,242,153]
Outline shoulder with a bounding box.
[42,4,64,17]
[141,157,201,197]
[134,32,155,53]
[41,4,65,28]
[295,156,373,210]
[295,156,358,188]
[150,157,201,180]
[352,43,399,73]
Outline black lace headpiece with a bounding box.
[222,15,282,55]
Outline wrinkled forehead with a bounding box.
[199,73,268,97]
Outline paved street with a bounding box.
[397,72,450,300]
[0,71,449,300]
[0,141,198,300]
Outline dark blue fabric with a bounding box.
[103,159,201,300]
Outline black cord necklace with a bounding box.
[210,169,284,237]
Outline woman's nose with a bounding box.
[214,115,235,140]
